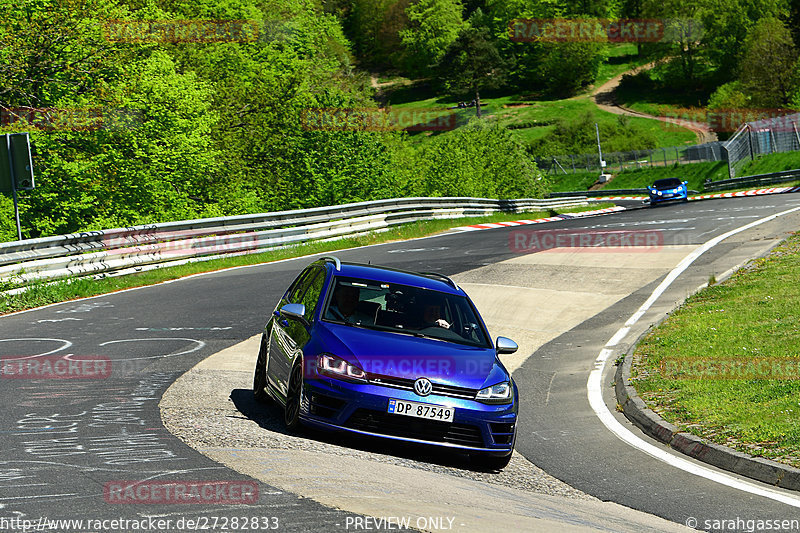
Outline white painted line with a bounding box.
[0,338,72,359]
[98,338,205,360]
[588,204,800,508]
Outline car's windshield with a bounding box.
[653,178,682,189]
[322,276,491,348]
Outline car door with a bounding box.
[267,266,325,401]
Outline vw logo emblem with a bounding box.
[414,378,433,396]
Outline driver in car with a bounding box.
[327,284,374,325]
[422,301,451,329]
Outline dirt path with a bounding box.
[591,63,717,144]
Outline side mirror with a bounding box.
[495,336,518,355]
[280,303,307,324]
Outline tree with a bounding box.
[0,0,128,108]
[346,0,411,67]
[538,41,605,96]
[739,17,798,108]
[400,0,464,75]
[436,27,508,117]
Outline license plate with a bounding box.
[387,398,454,422]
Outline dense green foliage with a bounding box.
[3,0,800,242]
[0,0,549,241]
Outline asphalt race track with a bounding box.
[2,194,800,532]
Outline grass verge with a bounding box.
[0,204,613,315]
[631,232,800,468]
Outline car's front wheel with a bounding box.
[471,452,512,471]
[284,362,303,431]
[253,335,270,403]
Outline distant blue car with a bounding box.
[648,177,688,206]
[253,256,519,469]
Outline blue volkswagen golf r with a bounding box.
[253,256,519,469]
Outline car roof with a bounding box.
[319,260,463,295]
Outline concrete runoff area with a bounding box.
[161,245,714,532]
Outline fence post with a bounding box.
[768,128,777,153]
[747,124,754,161]
[793,122,800,151]
[570,154,576,173]
[722,143,733,179]
[662,147,667,167]
[675,147,681,165]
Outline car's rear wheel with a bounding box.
[253,335,270,403]
[471,452,512,471]
[284,362,303,431]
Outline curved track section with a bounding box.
[2,195,800,532]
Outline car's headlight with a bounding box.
[476,381,512,404]
[317,354,367,382]
[657,191,663,196]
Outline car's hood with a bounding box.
[316,322,505,389]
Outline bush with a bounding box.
[403,120,549,198]
[529,112,657,157]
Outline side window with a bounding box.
[300,269,325,321]
[287,268,314,304]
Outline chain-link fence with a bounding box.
[535,141,725,176]
[723,112,800,178]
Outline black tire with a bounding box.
[284,362,303,431]
[471,452,512,471]
[253,335,270,403]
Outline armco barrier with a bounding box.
[703,168,800,192]
[549,188,649,198]
[0,196,587,288]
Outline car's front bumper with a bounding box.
[650,190,688,203]
[298,372,517,454]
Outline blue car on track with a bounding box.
[253,256,519,469]
[648,177,689,206]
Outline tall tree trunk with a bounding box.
[475,89,481,118]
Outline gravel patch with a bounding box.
[161,368,593,501]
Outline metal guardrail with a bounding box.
[0,196,588,288]
[549,188,649,198]
[703,169,800,192]
[552,168,800,197]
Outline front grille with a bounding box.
[368,375,477,400]
[345,408,484,448]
